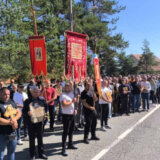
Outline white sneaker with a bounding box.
[105,125,112,129]
[101,126,107,131]
[17,139,23,145]
[23,136,29,141]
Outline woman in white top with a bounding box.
[60,82,78,156]
[141,76,151,111]
[99,80,112,131]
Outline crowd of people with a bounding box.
[0,74,160,160]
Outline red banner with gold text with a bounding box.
[29,35,47,76]
[65,31,87,83]
[93,55,102,98]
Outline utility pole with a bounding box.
[70,0,73,31]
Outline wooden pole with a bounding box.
[31,0,38,36]
[70,0,73,32]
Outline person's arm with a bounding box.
[148,82,151,92]
[12,109,21,121]
[81,99,95,110]
[47,89,57,104]
[61,98,76,107]
[0,117,11,125]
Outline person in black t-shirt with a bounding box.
[0,87,21,160]
[119,79,131,115]
[131,77,141,112]
[81,80,100,144]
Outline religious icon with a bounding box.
[105,91,112,102]
[29,102,45,123]
[71,43,82,60]
[123,87,128,92]
[34,47,43,61]
[4,105,17,118]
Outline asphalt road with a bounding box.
[14,104,160,160]
[100,105,160,160]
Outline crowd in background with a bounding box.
[0,74,160,160]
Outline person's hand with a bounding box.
[74,109,78,115]
[89,106,95,111]
[28,111,33,117]
[10,119,18,129]
[72,97,77,103]
[123,90,128,94]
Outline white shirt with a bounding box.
[60,91,74,115]
[13,92,24,107]
[13,92,28,110]
[141,81,151,92]
[99,87,112,104]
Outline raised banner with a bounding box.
[93,54,102,98]
[29,35,47,76]
[65,31,87,83]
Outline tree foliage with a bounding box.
[138,39,157,74]
[0,0,130,82]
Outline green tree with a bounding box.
[117,52,139,75]
[73,0,128,75]
[0,0,31,81]
[138,40,157,74]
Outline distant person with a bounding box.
[43,80,56,131]
[8,79,15,92]
[0,81,5,89]
[13,84,28,145]
[10,84,18,100]
[27,78,36,99]
[141,76,151,111]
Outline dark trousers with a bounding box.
[62,114,75,149]
[150,90,157,104]
[84,110,97,139]
[120,95,129,114]
[28,122,44,157]
[141,93,150,109]
[100,104,109,127]
[48,105,55,129]
[23,115,28,137]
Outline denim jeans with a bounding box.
[0,134,17,160]
[141,93,150,110]
[54,99,62,120]
[16,116,23,140]
[132,94,141,111]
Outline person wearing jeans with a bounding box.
[0,134,17,160]
[141,77,151,111]
[0,87,21,160]
[43,80,56,131]
[13,84,28,145]
[131,77,141,112]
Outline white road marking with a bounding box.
[91,105,160,160]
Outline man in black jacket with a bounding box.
[23,86,48,160]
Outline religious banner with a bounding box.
[65,31,87,83]
[93,54,102,98]
[29,35,47,76]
